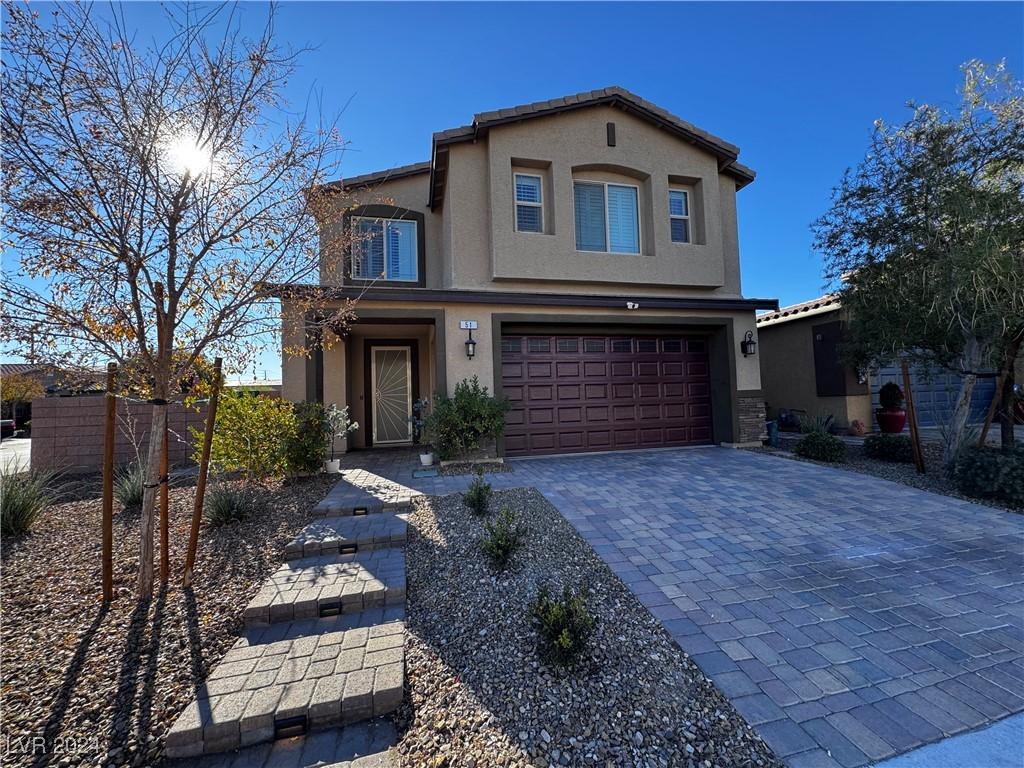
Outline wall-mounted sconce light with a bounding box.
[740,330,757,357]
[465,329,477,359]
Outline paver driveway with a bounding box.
[328,447,1024,767]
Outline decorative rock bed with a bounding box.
[396,487,782,767]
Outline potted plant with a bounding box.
[876,382,907,434]
[410,398,434,466]
[324,404,358,473]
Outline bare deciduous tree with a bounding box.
[2,2,355,596]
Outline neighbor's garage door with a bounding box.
[500,334,713,457]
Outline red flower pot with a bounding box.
[876,409,907,434]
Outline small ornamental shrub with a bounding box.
[463,469,492,515]
[195,390,296,479]
[204,483,259,526]
[481,508,525,570]
[878,382,905,411]
[1,469,62,536]
[284,401,329,474]
[424,377,510,461]
[863,433,915,463]
[799,413,835,435]
[113,461,147,508]
[530,585,595,668]
[954,446,1024,508]
[794,432,846,463]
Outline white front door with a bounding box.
[371,347,413,444]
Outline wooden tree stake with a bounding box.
[183,356,222,587]
[901,362,926,474]
[101,362,117,602]
[160,415,170,584]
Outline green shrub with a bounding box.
[284,401,329,474]
[463,469,492,515]
[204,483,258,526]
[1,469,62,536]
[878,382,905,410]
[530,585,595,668]
[863,433,915,463]
[113,461,146,508]
[954,446,1024,507]
[424,377,510,461]
[794,432,846,463]
[481,508,525,570]
[194,390,296,479]
[799,413,835,435]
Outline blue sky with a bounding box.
[6,2,1022,378]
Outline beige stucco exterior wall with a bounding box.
[281,302,307,402]
[758,310,870,428]
[314,104,749,300]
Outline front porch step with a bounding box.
[312,470,422,517]
[284,514,408,561]
[164,619,405,759]
[244,551,406,628]
[313,496,415,518]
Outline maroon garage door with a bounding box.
[500,334,713,457]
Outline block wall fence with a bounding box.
[30,396,207,473]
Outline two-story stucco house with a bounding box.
[273,87,778,456]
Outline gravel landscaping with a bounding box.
[0,474,336,768]
[753,435,1021,514]
[396,487,782,768]
[439,461,512,476]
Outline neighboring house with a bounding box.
[757,294,996,430]
[272,87,778,456]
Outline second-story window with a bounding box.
[669,189,690,243]
[351,217,418,281]
[514,174,543,233]
[574,181,640,254]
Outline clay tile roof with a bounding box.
[756,294,841,327]
[322,160,432,192]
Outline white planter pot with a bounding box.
[419,452,434,467]
[324,458,341,474]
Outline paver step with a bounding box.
[244,550,406,628]
[313,496,414,518]
[164,619,405,759]
[285,514,408,561]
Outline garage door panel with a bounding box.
[503,333,713,457]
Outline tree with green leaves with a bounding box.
[813,60,1024,462]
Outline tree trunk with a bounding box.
[999,337,1020,449]
[943,336,982,466]
[138,399,166,597]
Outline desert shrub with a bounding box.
[1,469,62,536]
[799,413,835,435]
[424,377,510,461]
[954,446,1024,507]
[863,433,915,463]
[113,461,147,508]
[481,508,525,570]
[530,585,595,668]
[204,483,258,526]
[195,390,296,479]
[794,432,846,463]
[878,382,905,410]
[284,401,329,474]
[463,469,492,515]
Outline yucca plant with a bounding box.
[113,462,147,509]
[1,469,63,536]
[204,483,256,527]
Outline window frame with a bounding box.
[668,188,691,244]
[513,173,544,234]
[350,215,419,282]
[573,180,642,255]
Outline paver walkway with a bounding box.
[323,446,1024,768]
